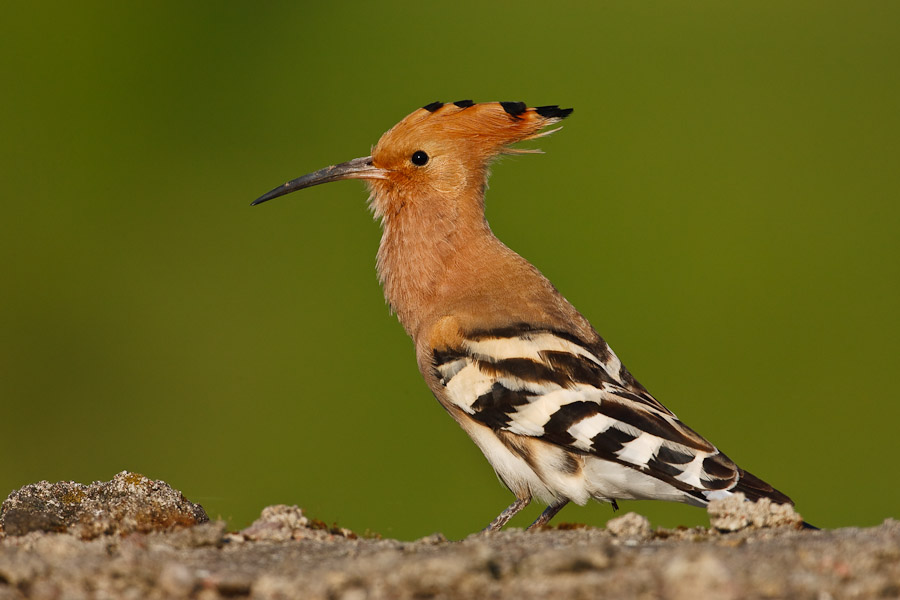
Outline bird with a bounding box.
[252,100,801,532]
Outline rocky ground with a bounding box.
[1,472,898,599]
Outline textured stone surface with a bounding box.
[0,471,208,539]
[1,477,898,599]
[1,517,898,600]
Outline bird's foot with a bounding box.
[525,501,569,531]
[482,498,530,533]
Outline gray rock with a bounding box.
[0,471,208,539]
[239,504,359,542]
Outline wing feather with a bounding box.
[432,326,743,502]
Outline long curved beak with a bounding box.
[251,156,387,206]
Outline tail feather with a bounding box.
[728,468,818,529]
[733,468,793,505]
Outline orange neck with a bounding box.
[374,185,489,338]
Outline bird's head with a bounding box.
[252,101,572,220]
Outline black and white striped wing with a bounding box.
[432,326,756,505]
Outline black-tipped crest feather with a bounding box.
[536,105,574,119]
[500,101,528,117]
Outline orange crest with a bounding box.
[366,101,572,202]
[373,100,572,168]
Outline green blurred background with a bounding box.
[2,2,898,540]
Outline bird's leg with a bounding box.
[526,500,569,530]
[482,497,531,532]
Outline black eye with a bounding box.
[411,150,429,166]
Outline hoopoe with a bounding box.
[253,100,802,532]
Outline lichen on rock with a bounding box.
[0,471,208,539]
